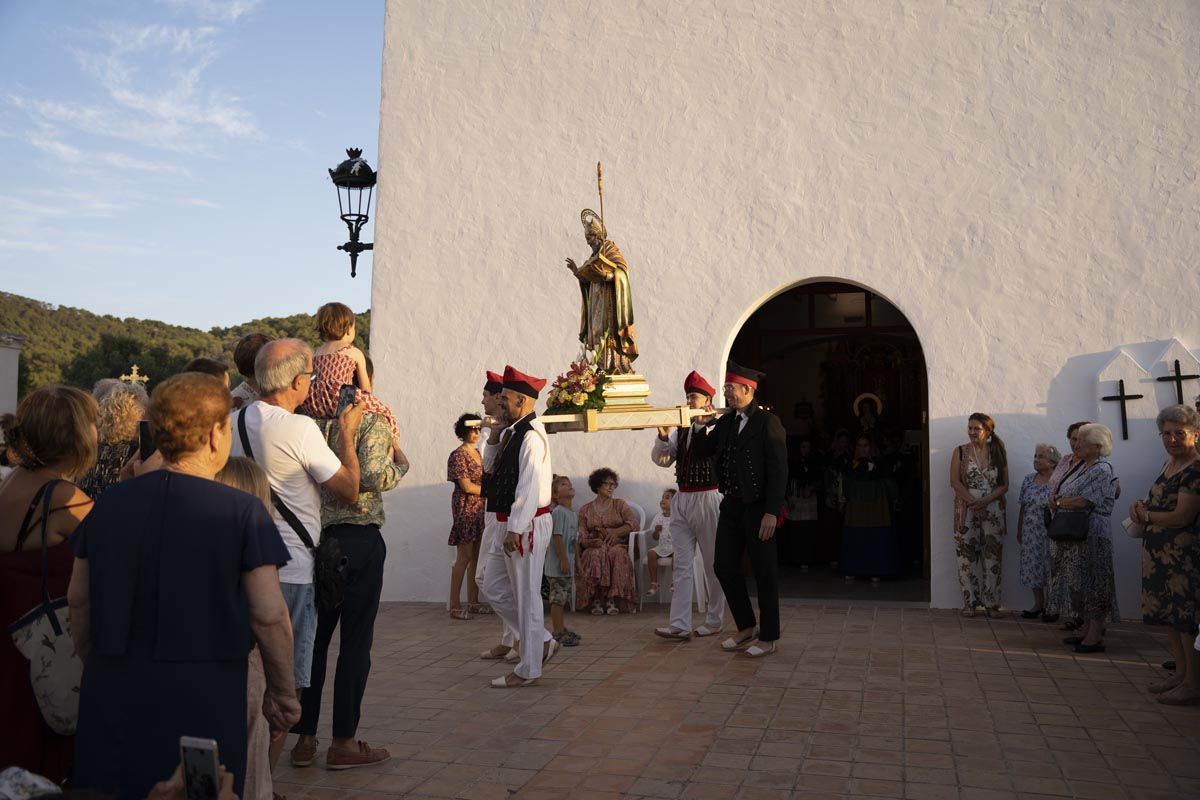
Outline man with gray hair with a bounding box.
[229,337,363,769]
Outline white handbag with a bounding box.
[5,480,83,736]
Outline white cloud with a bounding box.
[29,138,84,163]
[179,197,222,209]
[0,238,58,254]
[159,0,262,24]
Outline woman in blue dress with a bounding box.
[1016,444,1059,620]
[1052,423,1119,654]
[68,373,299,799]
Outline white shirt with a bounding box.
[230,380,259,407]
[486,415,553,533]
[736,412,748,433]
[230,401,344,584]
[650,423,705,468]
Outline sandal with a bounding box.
[591,602,604,616]
[961,607,976,618]
[450,608,473,620]
[646,583,660,596]
[605,601,620,615]
[744,641,776,658]
[479,644,510,660]
[467,603,493,615]
[721,628,758,651]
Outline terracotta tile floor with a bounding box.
[273,602,1200,799]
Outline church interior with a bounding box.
[728,281,930,603]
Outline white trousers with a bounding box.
[477,514,517,646]
[481,515,553,679]
[668,489,727,632]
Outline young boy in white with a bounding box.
[646,488,677,595]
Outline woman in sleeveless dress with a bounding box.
[949,413,1009,617]
[0,387,97,782]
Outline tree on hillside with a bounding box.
[63,334,194,392]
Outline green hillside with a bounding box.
[0,292,370,397]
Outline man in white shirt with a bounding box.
[477,370,521,661]
[651,371,728,640]
[229,338,363,765]
[479,365,558,687]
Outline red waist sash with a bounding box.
[497,506,551,555]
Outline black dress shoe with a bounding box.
[1074,642,1105,654]
[1063,636,1083,645]
[1041,613,1059,623]
[1021,608,1044,619]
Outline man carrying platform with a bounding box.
[477,370,520,661]
[689,361,788,658]
[479,366,559,686]
[650,371,728,641]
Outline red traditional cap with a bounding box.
[683,370,715,398]
[502,365,546,399]
[484,370,504,394]
[725,360,764,390]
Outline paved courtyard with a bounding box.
[275,602,1200,800]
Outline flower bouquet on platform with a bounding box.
[545,345,611,415]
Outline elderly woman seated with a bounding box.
[576,467,640,615]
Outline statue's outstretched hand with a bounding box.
[564,258,578,275]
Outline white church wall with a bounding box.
[370,0,1200,607]
[0,334,24,415]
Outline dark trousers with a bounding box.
[714,498,780,642]
[295,524,385,740]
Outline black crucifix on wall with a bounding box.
[1156,359,1200,406]
[1101,379,1144,440]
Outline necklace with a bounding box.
[970,442,987,467]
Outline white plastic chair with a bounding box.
[630,530,712,612]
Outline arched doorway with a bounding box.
[728,280,930,603]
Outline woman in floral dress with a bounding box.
[1054,423,1119,653]
[1132,405,1200,704]
[576,467,640,615]
[447,414,486,620]
[1016,444,1060,620]
[949,413,1009,616]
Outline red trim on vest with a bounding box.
[677,484,718,493]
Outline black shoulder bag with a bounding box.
[238,408,347,615]
[1047,460,1101,543]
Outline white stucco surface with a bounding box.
[370,0,1200,609]
[0,334,23,416]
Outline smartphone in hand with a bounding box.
[336,384,357,417]
[179,736,220,800]
[138,420,157,462]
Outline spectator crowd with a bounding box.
[1,305,1198,797]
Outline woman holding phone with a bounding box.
[68,372,299,799]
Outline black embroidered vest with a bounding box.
[485,414,535,514]
[675,426,717,489]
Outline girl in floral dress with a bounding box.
[301,302,399,455]
[950,413,1009,616]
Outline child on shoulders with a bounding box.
[301,302,401,459]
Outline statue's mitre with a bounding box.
[580,208,606,238]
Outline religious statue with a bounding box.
[563,164,639,375]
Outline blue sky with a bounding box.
[0,0,382,329]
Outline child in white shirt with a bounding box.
[646,488,677,595]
